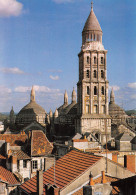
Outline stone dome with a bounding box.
[15,87,46,128]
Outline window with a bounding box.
[101,86,104,95]
[23,160,27,168]
[94,70,97,78]
[94,105,97,113]
[87,56,89,63]
[86,104,89,114]
[17,160,19,170]
[33,160,38,169]
[91,34,93,41]
[94,56,97,64]
[102,105,105,114]
[94,34,96,41]
[94,86,97,95]
[86,70,89,78]
[87,86,90,95]
[101,57,104,64]
[101,70,104,78]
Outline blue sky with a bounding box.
[0,0,136,112]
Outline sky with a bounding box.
[0,0,136,113]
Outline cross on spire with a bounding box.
[91,1,93,10]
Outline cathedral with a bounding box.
[7,2,135,145]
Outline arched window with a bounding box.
[86,70,89,78]
[102,105,105,114]
[87,86,90,95]
[94,86,97,95]
[94,56,97,64]
[101,57,104,64]
[86,104,89,114]
[91,34,93,41]
[94,34,96,41]
[101,70,104,78]
[94,105,97,113]
[87,56,89,63]
[101,86,104,95]
[94,70,97,78]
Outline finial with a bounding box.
[91,1,93,10]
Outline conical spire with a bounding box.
[64,90,68,105]
[30,86,35,102]
[54,108,58,118]
[10,106,15,124]
[83,2,102,33]
[110,88,115,104]
[72,87,76,103]
[49,109,53,118]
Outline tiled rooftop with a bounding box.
[12,150,30,160]
[0,134,27,146]
[0,166,19,185]
[31,130,53,156]
[19,149,102,194]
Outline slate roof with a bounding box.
[12,150,30,160]
[19,149,102,194]
[31,130,53,156]
[115,132,134,141]
[0,166,19,185]
[0,134,27,146]
[83,6,102,32]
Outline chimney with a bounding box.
[89,172,94,186]
[101,171,106,184]
[6,142,10,155]
[45,184,60,195]
[124,155,135,173]
[12,155,17,172]
[83,172,94,195]
[37,170,43,195]
[54,187,60,195]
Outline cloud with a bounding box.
[52,0,74,3]
[0,85,11,94]
[0,67,25,74]
[48,69,62,73]
[0,0,23,17]
[128,82,136,89]
[109,85,120,91]
[50,75,60,80]
[14,85,60,94]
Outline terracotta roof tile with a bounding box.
[0,154,6,159]
[0,134,27,146]
[31,130,53,156]
[0,166,19,185]
[12,150,30,160]
[19,149,102,194]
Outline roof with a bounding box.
[72,133,82,140]
[83,7,102,32]
[73,174,119,195]
[19,149,102,194]
[0,154,6,159]
[31,130,53,156]
[17,101,46,116]
[115,132,134,141]
[0,166,19,185]
[12,150,30,160]
[131,136,136,144]
[0,134,27,146]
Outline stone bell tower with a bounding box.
[76,2,111,144]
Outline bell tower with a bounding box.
[76,2,111,144]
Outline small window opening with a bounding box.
[94,70,97,78]
[101,86,104,95]
[86,70,89,78]
[101,70,104,78]
[101,57,104,64]
[94,56,97,64]
[87,86,90,95]
[87,56,89,63]
[94,86,97,95]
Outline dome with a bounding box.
[15,87,46,128]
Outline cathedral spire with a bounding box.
[72,87,76,103]
[64,90,68,105]
[30,86,35,102]
[110,88,115,104]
